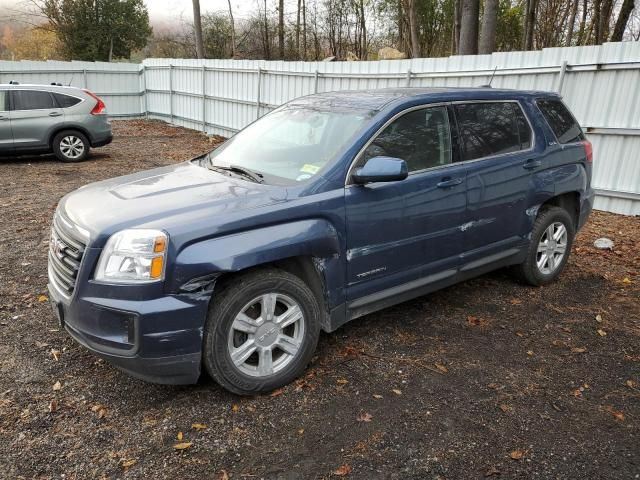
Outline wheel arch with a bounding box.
[540,191,580,229]
[49,124,93,149]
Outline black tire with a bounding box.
[203,268,321,396]
[515,206,575,286]
[52,130,90,162]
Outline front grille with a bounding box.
[48,215,86,296]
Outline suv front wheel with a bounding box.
[516,206,575,286]
[53,130,90,162]
[203,269,321,395]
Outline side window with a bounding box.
[53,93,82,108]
[537,98,584,144]
[455,102,531,161]
[11,90,57,111]
[362,106,451,172]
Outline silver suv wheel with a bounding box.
[59,135,85,159]
[227,293,305,377]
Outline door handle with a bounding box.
[49,112,63,117]
[523,159,542,170]
[436,177,463,188]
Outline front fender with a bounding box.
[170,219,341,289]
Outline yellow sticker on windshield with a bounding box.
[300,164,320,175]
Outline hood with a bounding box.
[60,161,287,245]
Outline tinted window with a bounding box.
[455,102,531,161]
[362,106,451,172]
[12,90,57,110]
[537,98,584,144]
[53,93,82,108]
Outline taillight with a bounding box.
[83,89,106,115]
[583,139,593,163]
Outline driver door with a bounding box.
[345,105,468,306]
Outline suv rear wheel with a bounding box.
[53,130,90,162]
[515,206,575,286]
[203,269,321,395]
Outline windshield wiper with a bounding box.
[208,163,264,183]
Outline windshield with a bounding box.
[207,105,374,185]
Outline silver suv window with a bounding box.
[11,90,57,111]
[53,92,82,108]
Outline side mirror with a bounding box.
[352,156,408,185]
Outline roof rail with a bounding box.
[9,80,19,85]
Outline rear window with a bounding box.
[455,102,532,161]
[53,93,82,108]
[537,98,584,144]
[11,90,57,110]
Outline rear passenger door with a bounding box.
[454,101,539,264]
[9,90,63,151]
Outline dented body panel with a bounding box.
[48,87,594,384]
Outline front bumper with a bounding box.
[48,274,209,385]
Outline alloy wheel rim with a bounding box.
[536,221,568,275]
[227,293,305,377]
[60,136,85,159]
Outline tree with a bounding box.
[12,27,63,60]
[38,0,152,61]
[404,0,421,57]
[227,0,236,57]
[202,13,233,58]
[523,0,538,49]
[459,0,479,54]
[192,0,204,58]
[278,0,285,58]
[610,0,635,41]
[479,0,498,53]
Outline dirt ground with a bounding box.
[0,120,638,480]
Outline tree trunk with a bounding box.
[459,0,480,55]
[599,0,615,41]
[227,0,236,58]
[278,0,285,59]
[192,0,204,59]
[479,0,498,54]
[296,0,301,58]
[302,0,307,60]
[523,0,538,50]
[593,0,602,43]
[610,0,635,41]
[405,0,421,57]
[263,0,271,59]
[453,0,462,53]
[577,0,588,44]
[566,0,579,45]
[360,0,367,59]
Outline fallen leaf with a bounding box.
[177,431,183,441]
[35,341,49,348]
[392,389,402,395]
[269,388,284,397]
[625,380,637,388]
[515,331,524,337]
[510,449,527,460]
[373,394,383,399]
[38,295,48,302]
[571,347,587,353]
[50,349,61,361]
[605,406,624,421]
[434,363,448,373]
[356,412,373,422]
[622,277,632,284]
[191,423,207,430]
[485,466,501,477]
[595,314,603,322]
[527,350,534,356]
[510,298,522,305]
[298,428,304,435]
[231,404,240,412]
[334,464,352,476]
[467,315,490,326]
[597,329,607,337]
[91,404,108,418]
[121,459,137,468]
[218,470,230,480]
[173,442,193,450]
[499,404,512,413]
[336,378,349,385]
[572,389,582,397]
[48,399,58,413]
[52,381,62,391]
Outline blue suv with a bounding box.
[48,88,594,395]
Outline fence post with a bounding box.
[202,64,206,133]
[314,70,319,93]
[406,69,412,87]
[556,60,568,94]
[142,64,148,119]
[256,67,262,120]
[169,64,173,124]
[82,69,87,88]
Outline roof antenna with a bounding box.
[480,66,498,88]
[67,73,74,86]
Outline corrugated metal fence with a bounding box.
[1,42,639,215]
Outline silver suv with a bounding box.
[0,83,112,162]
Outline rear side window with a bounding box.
[53,93,82,108]
[455,102,532,161]
[537,98,584,144]
[11,90,57,110]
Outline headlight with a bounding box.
[95,229,168,283]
